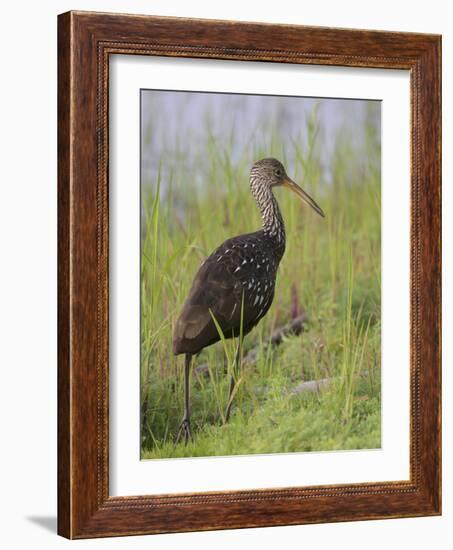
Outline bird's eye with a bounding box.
[275,169,281,176]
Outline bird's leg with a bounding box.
[225,337,243,423]
[176,353,193,444]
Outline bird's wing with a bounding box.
[173,234,276,355]
[173,257,239,354]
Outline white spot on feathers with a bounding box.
[230,303,237,319]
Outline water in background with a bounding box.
[141,89,380,193]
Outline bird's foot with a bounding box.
[175,417,192,445]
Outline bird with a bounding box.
[172,158,325,443]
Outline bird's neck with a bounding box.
[251,184,286,252]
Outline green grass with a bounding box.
[140,103,381,459]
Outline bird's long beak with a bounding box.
[282,177,325,218]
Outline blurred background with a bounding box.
[141,90,380,194]
[140,90,381,459]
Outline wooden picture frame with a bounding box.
[58,10,441,539]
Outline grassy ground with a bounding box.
[140,103,381,459]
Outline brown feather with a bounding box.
[173,231,278,355]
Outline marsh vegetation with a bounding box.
[140,92,381,459]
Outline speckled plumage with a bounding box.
[173,230,281,355]
[174,159,290,356]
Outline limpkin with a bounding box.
[173,158,325,442]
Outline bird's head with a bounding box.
[250,158,325,217]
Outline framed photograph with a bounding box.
[58,11,441,538]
